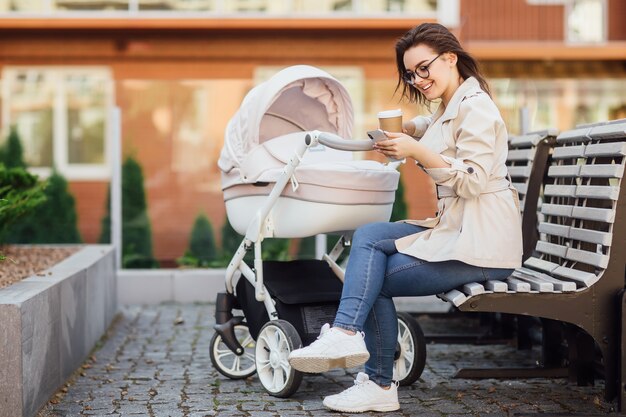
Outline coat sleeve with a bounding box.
[410,115,432,138]
[424,96,498,199]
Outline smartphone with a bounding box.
[367,129,388,142]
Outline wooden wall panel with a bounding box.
[608,0,626,41]
[68,181,108,245]
[461,0,564,42]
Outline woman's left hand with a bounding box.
[373,131,419,160]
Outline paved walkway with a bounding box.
[38,303,617,417]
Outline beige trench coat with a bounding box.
[395,77,523,269]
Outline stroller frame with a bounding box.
[212,131,425,398]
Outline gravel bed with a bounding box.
[0,245,81,290]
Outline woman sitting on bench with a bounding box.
[288,22,524,413]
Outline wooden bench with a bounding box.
[440,119,626,411]
[473,130,557,346]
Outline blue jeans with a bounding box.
[333,222,514,386]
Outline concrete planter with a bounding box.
[0,245,117,417]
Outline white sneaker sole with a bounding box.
[323,401,400,413]
[289,352,370,373]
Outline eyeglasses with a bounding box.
[402,53,442,84]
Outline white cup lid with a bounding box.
[377,109,402,118]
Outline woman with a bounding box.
[288,22,523,413]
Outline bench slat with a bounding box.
[440,289,467,307]
[556,128,590,144]
[544,184,576,197]
[505,277,532,292]
[515,267,577,292]
[579,164,624,179]
[507,165,532,178]
[485,280,509,292]
[509,133,544,147]
[538,222,570,238]
[583,142,626,157]
[548,165,581,177]
[552,265,598,287]
[576,185,620,200]
[462,282,486,296]
[512,182,528,195]
[523,257,560,273]
[507,148,536,161]
[588,122,626,140]
[568,227,613,246]
[511,270,554,292]
[571,206,615,223]
[536,241,568,257]
[541,203,574,218]
[565,247,609,268]
[552,145,586,159]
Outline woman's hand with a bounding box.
[376,131,451,169]
[373,131,419,160]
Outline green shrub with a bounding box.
[0,164,47,241]
[98,156,158,268]
[390,176,408,222]
[5,170,82,244]
[1,127,26,169]
[177,213,219,268]
[220,217,242,261]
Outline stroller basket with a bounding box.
[236,259,343,345]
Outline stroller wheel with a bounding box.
[393,312,426,386]
[255,319,303,398]
[210,323,256,379]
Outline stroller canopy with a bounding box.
[218,65,354,173]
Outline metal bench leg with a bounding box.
[574,330,596,387]
[453,317,568,380]
[541,319,565,368]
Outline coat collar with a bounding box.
[431,77,482,124]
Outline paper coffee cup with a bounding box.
[377,109,403,133]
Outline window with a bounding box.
[0,0,438,14]
[1,68,114,180]
[566,0,606,43]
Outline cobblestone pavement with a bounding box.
[38,303,617,417]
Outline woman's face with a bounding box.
[403,43,459,105]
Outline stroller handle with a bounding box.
[307,131,374,152]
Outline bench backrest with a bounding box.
[520,120,626,291]
[507,130,557,260]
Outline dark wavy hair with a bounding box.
[395,23,491,105]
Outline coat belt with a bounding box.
[436,178,511,199]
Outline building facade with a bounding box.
[1,0,625,264]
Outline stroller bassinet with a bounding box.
[218,65,400,237]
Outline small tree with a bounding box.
[390,176,408,222]
[98,188,111,244]
[5,170,82,244]
[260,238,291,261]
[120,156,157,268]
[177,213,218,268]
[0,164,47,241]
[220,217,242,264]
[98,156,158,268]
[297,236,316,259]
[1,127,26,169]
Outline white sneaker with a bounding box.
[323,372,400,413]
[288,323,370,373]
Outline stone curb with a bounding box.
[0,245,117,417]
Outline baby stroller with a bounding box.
[211,65,426,397]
